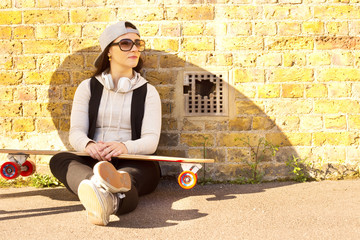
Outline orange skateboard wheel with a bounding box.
[178,170,197,189]
[1,162,21,180]
[20,160,36,177]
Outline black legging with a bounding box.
[49,152,161,215]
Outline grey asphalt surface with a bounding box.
[1,179,360,240]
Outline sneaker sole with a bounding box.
[78,180,108,226]
[94,161,131,193]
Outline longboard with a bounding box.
[0,149,214,189]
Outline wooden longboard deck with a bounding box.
[0,149,214,164]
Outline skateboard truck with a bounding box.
[0,153,36,180]
[177,163,202,189]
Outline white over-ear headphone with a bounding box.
[102,72,132,92]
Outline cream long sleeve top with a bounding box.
[69,71,162,154]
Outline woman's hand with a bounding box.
[85,142,108,161]
[97,141,128,161]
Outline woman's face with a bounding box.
[108,32,142,71]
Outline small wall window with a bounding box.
[183,72,228,116]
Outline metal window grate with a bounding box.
[183,72,228,116]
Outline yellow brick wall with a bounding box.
[1,1,360,180]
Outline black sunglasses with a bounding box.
[110,39,145,52]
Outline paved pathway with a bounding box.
[1,179,360,240]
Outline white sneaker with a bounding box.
[78,179,119,226]
[93,161,131,193]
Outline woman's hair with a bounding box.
[92,22,144,77]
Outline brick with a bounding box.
[234,84,256,98]
[70,8,116,22]
[160,54,185,68]
[276,116,300,131]
[14,56,36,70]
[182,23,204,36]
[217,133,261,147]
[258,84,280,98]
[153,38,179,52]
[228,22,252,36]
[25,72,70,85]
[84,0,106,6]
[315,100,360,114]
[0,87,13,101]
[14,87,36,101]
[313,132,351,146]
[37,0,60,7]
[349,21,360,36]
[145,71,176,85]
[24,10,68,24]
[283,53,306,67]
[37,56,61,71]
[119,7,164,21]
[305,84,328,98]
[233,53,257,67]
[302,21,324,35]
[36,26,59,39]
[278,22,301,35]
[228,149,250,163]
[266,37,314,50]
[160,23,181,37]
[234,69,264,83]
[300,115,323,131]
[316,37,360,50]
[71,39,99,52]
[0,27,11,39]
[282,84,304,98]
[61,0,82,7]
[24,40,69,54]
[0,56,12,70]
[137,23,159,37]
[217,37,263,51]
[0,40,21,57]
[264,6,311,20]
[327,22,349,35]
[156,86,174,100]
[269,68,313,82]
[0,11,22,24]
[216,6,261,20]
[253,117,276,130]
[324,115,347,130]
[317,68,360,82]
[36,118,58,133]
[180,133,214,147]
[0,0,12,8]
[14,26,35,39]
[308,52,331,66]
[265,133,312,146]
[314,6,360,19]
[82,24,107,38]
[329,82,351,98]
[229,117,252,131]
[235,100,264,115]
[257,53,282,67]
[181,119,204,131]
[182,37,214,51]
[349,115,360,129]
[207,53,233,66]
[332,52,354,66]
[254,22,276,36]
[0,72,23,85]
[0,103,22,117]
[15,0,35,7]
[167,6,214,20]
[204,22,227,36]
[205,120,228,131]
[60,25,82,38]
[13,118,35,132]
[267,100,313,115]
[0,118,11,132]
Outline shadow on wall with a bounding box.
[48,47,300,181]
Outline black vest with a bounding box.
[87,77,147,140]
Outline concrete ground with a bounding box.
[0,179,360,240]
